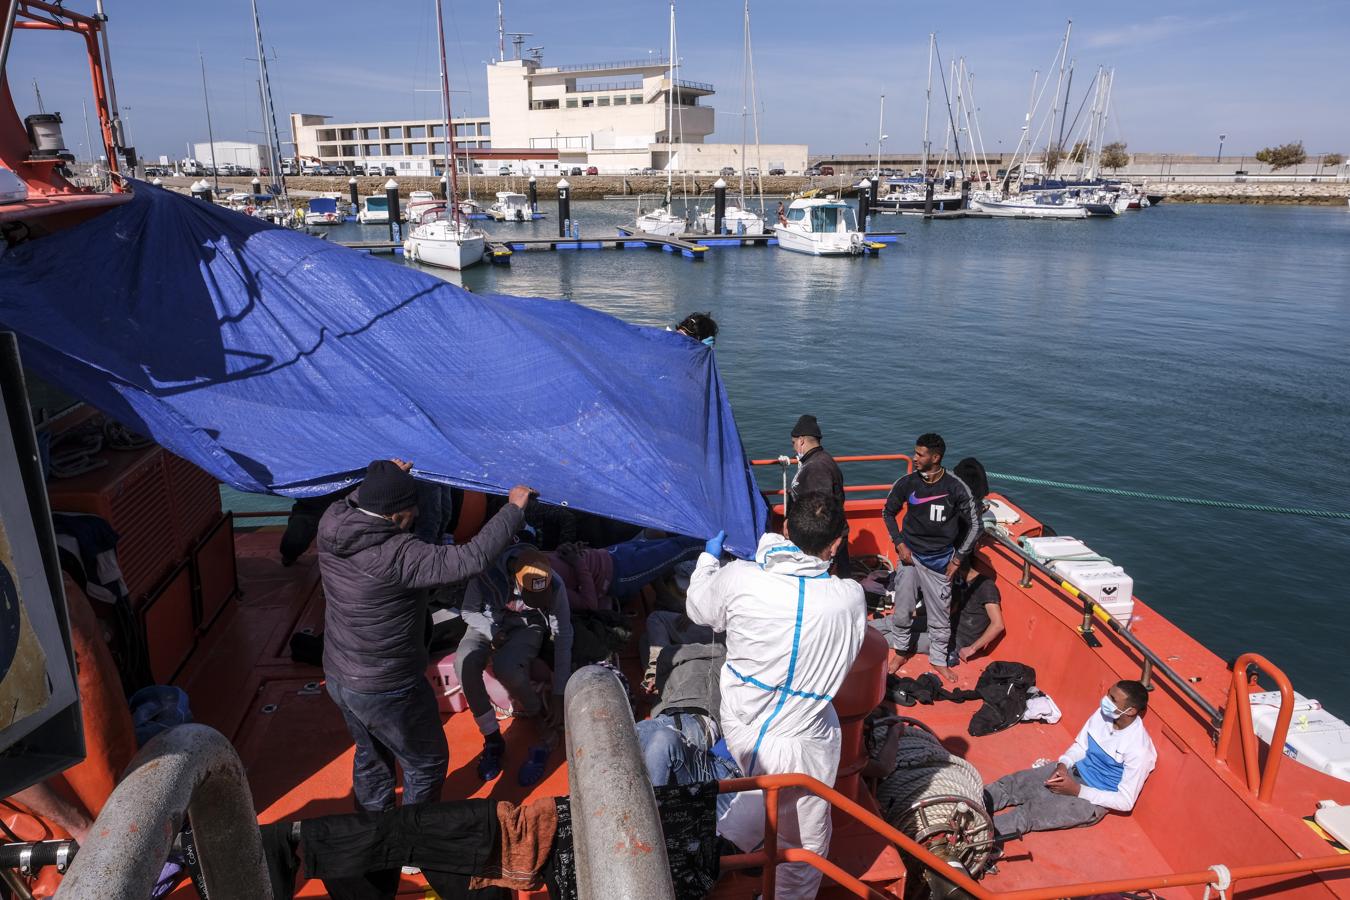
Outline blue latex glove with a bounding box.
[704,530,726,558]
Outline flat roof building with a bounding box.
[192,141,269,172]
[289,46,806,175]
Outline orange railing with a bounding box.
[1217,653,1296,803]
[750,453,913,499]
[716,773,1350,900]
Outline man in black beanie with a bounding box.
[789,415,850,577]
[316,459,533,811]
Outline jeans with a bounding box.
[607,537,702,598]
[984,763,1106,839]
[636,714,740,817]
[325,677,449,812]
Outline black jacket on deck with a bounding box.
[317,490,524,693]
[789,446,845,507]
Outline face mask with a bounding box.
[701,336,715,347]
[1100,695,1123,721]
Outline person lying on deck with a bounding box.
[547,533,702,612]
[636,637,742,794]
[983,680,1157,841]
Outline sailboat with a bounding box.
[696,0,764,235]
[247,0,295,227]
[633,1,688,237]
[403,0,487,271]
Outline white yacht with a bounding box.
[303,196,342,226]
[773,197,866,255]
[696,204,764,235]
[634,193,688,236]
[404,190,440,225]
[969,190,1114,219]
[357,196,389,225]
[489,191,531,222]
[403,209,485,271]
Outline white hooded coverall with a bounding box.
[686,533,866,900]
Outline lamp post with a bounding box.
[1216,133,1226,164]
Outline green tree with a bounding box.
[1101,142,1130,171]
[1068,141,1090,163]
[1323,152,1344,167]
[1254,141,1307,170]
[1042,145,1065,173]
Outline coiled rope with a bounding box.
[987,471,1350,521]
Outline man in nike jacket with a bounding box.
[875,432,981,681]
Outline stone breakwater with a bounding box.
[160,175,1349,205]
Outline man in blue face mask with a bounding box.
[982,680,1157,840]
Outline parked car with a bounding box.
[641,167,659,176]
[720,166,736,177]
[746,166,760,177]
[569,166,582,176]
[352,165,366,176]
[627,167,640,175]
[382,166,396,176]
[316,165,333,176]
[585,166,599,175]
[819,165,834,176]
[853,168,869,177]
[768,167,786,176]
[805,165,822,177]
[499,165,513,175]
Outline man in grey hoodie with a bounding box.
[317,459,531,811]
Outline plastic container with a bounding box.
[1315,801,1350,848]
[1049,559,1135,627]
[1249,690,1350,783]
[1020,536,1106,564]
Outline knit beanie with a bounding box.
[359,460,418,515]
[791,414,822,439]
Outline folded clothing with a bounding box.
[470,798,558,891]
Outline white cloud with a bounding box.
[1082,14,1247,50]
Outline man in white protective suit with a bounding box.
[687,492,866,899]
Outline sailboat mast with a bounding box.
[665,0,675,202]
[249,0,286,203]
[435,0,461,225]
[1046,20,1071,171]
[745,0,765,214]
[738,0,748,203]
[199,52,219,195]
[876,93,885,177]
[921,33,933,178]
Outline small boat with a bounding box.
[696,204,765,235]
[489,191,532,222]
[459,198,486,218]
[873,183,964,212]
[773,197,866,255]
[403,207,487,271]
[634,194,688,237]
[303,196,341,226]
[405,190,440,225]
[357,195,390,224]
[970,190,1113,219]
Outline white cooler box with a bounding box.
[1249,690,1350,784]
[1020,536,1135,628]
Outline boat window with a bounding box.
[366,198,388,212]
[809,206,838,232]
[786,207,806,222]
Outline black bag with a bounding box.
[967,661,1036,737]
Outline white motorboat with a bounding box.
[403,210,486,271]
[634,195,688,236]
[405,190,440,224]
[357,196,390,224]
[490,191,532,222]
[459,198,485,218]
[303,196,342,226]
[773,197,866,255]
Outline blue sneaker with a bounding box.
[517,743,551,787]
[477,734,506,782]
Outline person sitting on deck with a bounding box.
[877,554,1004,668]
[546,532,702,612]
[983,680,1157,841]
[686,492,866,900]
[316,460,531,812]
[673,311,719,347]
[636,638,742,793]
[873,432,982,683]
[458,546,574,783]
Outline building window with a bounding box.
[409,143,427,155]
[581,97,594,108]
[340,128,356,141]
[341,144,357,157]
[531,99,559,110]
[565,98,578,109]
[361,128,379,141]
[385,126,403,139]
[614,96,627,105]
[399,162,411,170]
[454,123,476,137]
[364,145,381,157]
[630,95,643,104]
[479,123,490,136]
[478,141,491,149]
[598,97,610,106]
[429,124,444,137]
[430,142,446,156]
[407,125,426,139]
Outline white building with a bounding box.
[192,141,269,172]
[288,49,807,175]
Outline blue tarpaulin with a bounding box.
[0,184,767,555]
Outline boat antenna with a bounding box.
[32,79,45,113]
[199,50,220,196]
[435,0,462,226]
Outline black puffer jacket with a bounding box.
[317,491,524,692]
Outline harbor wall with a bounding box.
[158,175,1349,205]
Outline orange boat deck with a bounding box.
[167,489,1350,899]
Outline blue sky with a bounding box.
[7,0,1348,161]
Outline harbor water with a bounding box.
[320,201,1350,712]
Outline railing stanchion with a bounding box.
[763,785,780,900]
